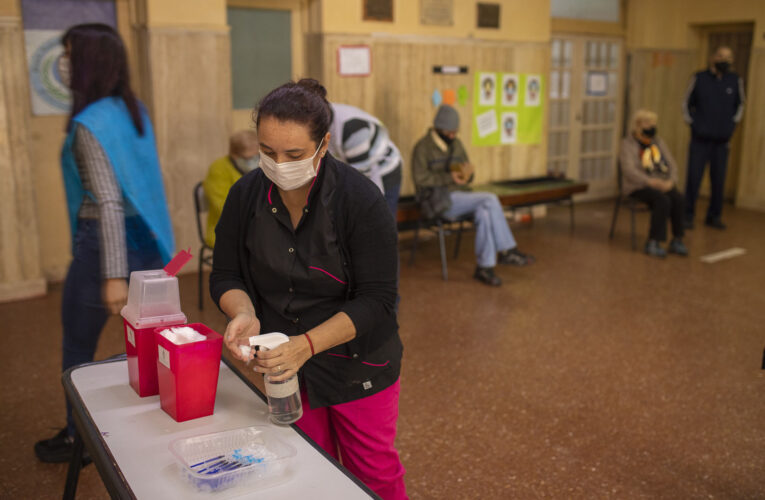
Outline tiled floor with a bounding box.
[2,200,764,499]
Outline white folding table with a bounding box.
[63,356,378,499]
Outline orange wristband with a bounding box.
[305,333,315,356]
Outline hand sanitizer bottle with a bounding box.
[247,333,303,425]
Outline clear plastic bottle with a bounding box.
[248,333,303,425]
[264,371,303,425]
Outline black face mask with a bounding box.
[436,130,455,145]
[642,127,657,138]
[714,61,730,74]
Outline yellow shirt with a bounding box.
[202,156,242,247]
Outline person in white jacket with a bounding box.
[328,103,402,217]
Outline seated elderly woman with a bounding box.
[619,110,688,258]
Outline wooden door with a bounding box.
[548,35,624,200]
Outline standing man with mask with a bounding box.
[682,46,746,230]
[203,130,259,247]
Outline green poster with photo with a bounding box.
[471,71,544,146]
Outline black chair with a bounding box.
[608,162,649,250]
[193,182,214,309]
[404,194,471,281]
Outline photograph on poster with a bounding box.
[500,111,517,144]
[478,72,496,106]
[525,75,542,106]
[501,73,519,106]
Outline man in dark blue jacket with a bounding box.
[682,46,746,230]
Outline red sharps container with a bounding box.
[154,323,223,422]
[120,270,187,397]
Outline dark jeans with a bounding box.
[685,137,729,221]
[630,187,685,242]
[381,163,402,219]
[63,218,163,436]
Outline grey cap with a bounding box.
[433,105,459,131]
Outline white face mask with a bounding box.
[234,155,259,173]
[58,55,71,88]
[259,138,324,191]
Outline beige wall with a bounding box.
[320,0,549,42]
[626,0,765,50]
[309,0,551,195]
[625,0,765,211]
[146,0,226,27]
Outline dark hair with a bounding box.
[255,78,331,144]
[62,23,144,135]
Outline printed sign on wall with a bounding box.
[21,0,116,116]
[472,71,544,146]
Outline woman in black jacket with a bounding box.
[210,79,407,500]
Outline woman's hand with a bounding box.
[224,312,261,361]
[253,335,312,382]
[102,279,128,315]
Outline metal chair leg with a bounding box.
[453,220,464,259]
[409,222,421,267]
[630,207,637,251]
[198,247,204,310]
[63,430,84,500]
[437,221,448,280]
[609,197,620,239]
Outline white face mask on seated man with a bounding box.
[259,138,324,191]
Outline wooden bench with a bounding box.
[397,177,589,230]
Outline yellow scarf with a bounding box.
[641,144,668,174]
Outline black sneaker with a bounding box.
[705,218,726,230]
[668,238,689,256]
[644,239,667,259]
[473,266,502,286]
[498,248,535,266]
[34,428,92,465]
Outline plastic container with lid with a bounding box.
[121,269,187,397]
[154,323,223,422]
[169,425,296,493]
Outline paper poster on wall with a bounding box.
[475,109,498,138]
[500,112,517,144]
[431,89,442,107]
[586,71,608,96]
[337,45,372,76]
[478,72,496,106]
[500,73,519,106]
[472,71,544,146]
[457,85,468,106]
[442,88,457,106]
[21,0,117,115]
[525,75,542,106]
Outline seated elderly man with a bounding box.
[411,105,534,287]
[202,129,259,247]
[619,110,688,258]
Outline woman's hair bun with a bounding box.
[296,78,327,99]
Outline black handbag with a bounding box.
[418,185,452,219]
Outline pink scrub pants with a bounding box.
[296,379,408,500]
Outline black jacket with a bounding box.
[682,69,745,142]
[210,154,402,408]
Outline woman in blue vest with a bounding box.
[34,24,174,463]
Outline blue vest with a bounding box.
[61,97,175,264]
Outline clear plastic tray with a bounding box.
[169,426,296,493]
